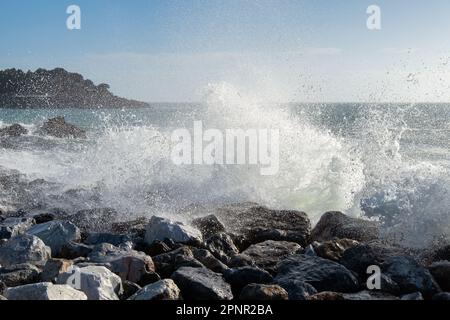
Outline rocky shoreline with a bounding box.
[0,203,449,301]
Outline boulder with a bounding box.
[428,261,450,291]
[307,291,345,300]
[5,282,87,300]
[0,234,51,267]
[223,266,273,295]
[0,263,40,287]
[433,292,450,300]
[274,278,317,300]
[343,291,399,300]
[120,281,141,300]
[192,215,226,239]
[311,211,379,242]
[144,216,202,245]
[66,208,119,233]
[205,232,239,264]
[228,254,255,268]
[242,240,301,274]
[59,241,93,259]
[153,246,204,278]
[240,284,288,300]
[138,240,172,257]
[40,259,73,282]
[27,221,81,256]
[216,203,311,247]
[32,213,55,224]
[40,117,86,139]
[192,249,229,273]
[0,217,35,240]
[129,279,181,300]
[313,238,359,262]
[0,280,5,295]
[275,254,360,293]
[83,232,132,247]
[57,265,123,300]
[0,124,28,137]
[171,267,233,300]
[111,217,148,235]
[400,292,424,300]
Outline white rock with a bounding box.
[5,282,87,300]
[57,265,123,300]
[145,216,202,245]
[0,234,51,267]
[129,279,181,300]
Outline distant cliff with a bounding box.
[0,68,149,108]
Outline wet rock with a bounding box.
[83,232,132,247]
[223,266,273,295]
[129,279,181,300]
[0,217,35,239]
[242,240,301,274]
[66,208,119,233]
[120,281,141,300]
[313,238,359,262]
[343,291,399,300]
[5,282,87,300]
[40,259,73,283]
[139,240,172,257]
[381,256,441,297]
[428,261,450,291]
[216,203,311,247]
[27,221,81,256]
[192,248,229,273]
[304,244,316,256]
[311,211,379,242]
[400,292,424,300]
[228,253,255,268]
[274,278,317,300]
[144,216,203,245]
[275,254,360,293]
[152,246,203,278]
[57,265,123,300]
[307,291,345,300]
[32,213,55,224]
[0,124,28,137]
[205,232,239,264]
[171,267,233,300]
[240,284,288,300]
[0,234,51,267]
[88,243,156,285]
[111,217,148,235]
[0,280,5,295]
[433,292,450,300]
[59,241,93,259]
[40,117,86,139]
[192,215,226,239]
[0,263,40,287]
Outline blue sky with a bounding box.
[1,0,450,102]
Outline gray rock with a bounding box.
[59,241,93,259]
[139,240,172,257]
[401,292,424,300]
[205,232,239,264]
[32,213,55,224]
[228,253,255,268]
[274,278,317,300]
[120,281,141,300]
[0,124,28,137]
[5,282,87,300]
[275,254,360,293]
[129,279,181,300]
[223,266,273,295]
[40,259,73,282]
[432,292,450,300]
[307,291,344,300]
[216,203,311,247]
[40,117,86,139]
[153,246,204,278]
[240,284,288,300]
[0,263,40,287]
[0,217,35,239]
[192,249,229,273]
[66,208,119,233]
[144,216,203,245]
[192,215,226,239]
[27,221,81,256]
[428,261,450,291]
[0,234,51,267]
[311,211,379,242]
[313,238,359,262]
[171,267,233,300]
[57,265,123,300]
[84,232,132,247]
[242,240,301,274]
[343,291,399,300]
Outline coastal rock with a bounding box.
[223,266,273,295]
[88,243,156,285]
[381,256,441,297]
[400,292,424,300]
[428,261,450,291]
[240,284,288,300]
[343,291,399,300]
[5,282,87,300]
[307,291,345,300]
[40,117,86,139]
[144,216,203,245]
[273,278,317,300]
[111,217,148,235]
[0,217,35,239]
[275,254,360,293]
[59,241,93,259]
[0,124,28,137]
[433,292,450,300]
[27,220,81,256]
[216,203,311,247]
[139,240,173,257]
[66,208,119,233]
[153,246,204,278]
[192,215,226,239]
[83,232,132,247]
[32,213,55,224]
[120,281,141,300]
[40,258,73,282]
[0,234,51,267]
[0,263,40,287]
[205,232,239,264]
[192,249,229,273]
[311,211,379,242]
[242,240,301,274]
[313,238,359,262]
[0,280,5,295]
[171,267,233,300]
[57,265,123,300]
[129,279,181,300]
[228,254,255,268]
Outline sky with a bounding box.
[1,0,450,102]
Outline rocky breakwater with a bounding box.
[0,203,449,300]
